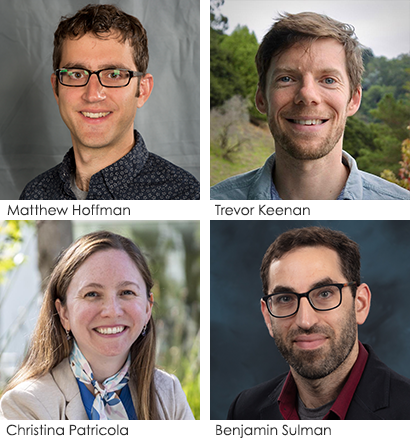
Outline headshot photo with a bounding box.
[0,1,199,200]
[0,220,200,419]
[210,220,409,419]
[210,1,410,200]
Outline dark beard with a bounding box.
[272,311,357,380]
[267,116,346,161]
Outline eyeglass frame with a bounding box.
[54,67,144,88]
[261,282,356,319]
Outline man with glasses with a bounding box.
[228,227,409,419]
[19,4,199,200]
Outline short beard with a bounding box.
[267,116,346,161]
[272,311,357,380]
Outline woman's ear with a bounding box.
[55,298,70,331]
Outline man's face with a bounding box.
[255,38,361,161]
[261,246,369,380]
[51,32,153,152]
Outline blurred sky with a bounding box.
[219,0,410,59]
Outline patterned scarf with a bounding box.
[69,341,131,420]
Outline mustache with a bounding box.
[287,324,334,340]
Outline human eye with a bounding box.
[273,293,294,304]
[121,289,136,297]
[84,291,99,298]
[278,76,293,83]
[67,69,87,80]
[314,286,336,300]
[323,77,337,86]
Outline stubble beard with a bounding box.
[272,310,357,380]
[267,114,347,161]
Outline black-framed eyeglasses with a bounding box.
[262,282,356,318]
[55,68,144,88]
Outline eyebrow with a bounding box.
[61,63,132,71]
[270,277,336,295]
[270,66,345,81]
[81,280,142,290]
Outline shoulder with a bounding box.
[138,152,200,200]
[0,372,61,420]
[211,170,260,200]
[354,344,410,419]
[211,154,275,200]
[359,170,410,200]
[19,164,63,200]
[342,151,409,200]
[228,373,287,420]
[154,369,194,420]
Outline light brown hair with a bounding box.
[255,12,364,97]
[3,231,158,420]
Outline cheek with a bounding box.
[68,303,97,327]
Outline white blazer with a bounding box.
[0,358,194,420]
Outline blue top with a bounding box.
[211,151,409,200]
[77,379,137,420]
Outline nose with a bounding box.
[294,75,321,106]
[101,296,123,318]
[82,73,106,102]
[294,297,319,330]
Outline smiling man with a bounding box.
[20,4,199,200]
[211,12,409,200]
[227,227,409,420]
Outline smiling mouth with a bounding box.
[81,111,111,119]
[94,326,126,335]
[287,119,328,126]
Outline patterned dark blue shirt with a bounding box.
[19,130,200,200]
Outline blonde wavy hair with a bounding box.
[2,231,158,420]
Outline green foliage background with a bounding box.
[210,2,410,187]
[0,221,200,419]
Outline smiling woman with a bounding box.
[0,231,194,420]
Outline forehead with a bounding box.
[267,38,348,79]
[267,246,343,292]
[69,249,143,285]
[60,32,136,68]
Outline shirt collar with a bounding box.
[59,130,149,198]
[278,341,369,420]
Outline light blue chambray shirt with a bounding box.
[210,151,410,200]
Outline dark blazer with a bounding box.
[227,344,409,420]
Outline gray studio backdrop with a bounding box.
[210,220,410,419]
[0,0,199,199]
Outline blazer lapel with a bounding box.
[52,358,88,420]
[259,381,284,420]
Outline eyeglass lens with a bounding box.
[268,284,342,317]
[59,69,131,87]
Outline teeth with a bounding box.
[82,112,110,119]
[293,119,324,125]
[95,326,125,335]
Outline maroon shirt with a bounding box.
[278,341,369,420]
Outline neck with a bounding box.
[88,354,128,385]
[72,134,135,192]
[291,340,359,409]
[273,145,349,200]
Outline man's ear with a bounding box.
[354,283,371,325]
[255,85,267,115]
[347,85,362,117]
[55,298,70,331]
[51,73,60,103]
[261,299,274,338]
[137,73,154,108]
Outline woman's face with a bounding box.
[55,248,153,371]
